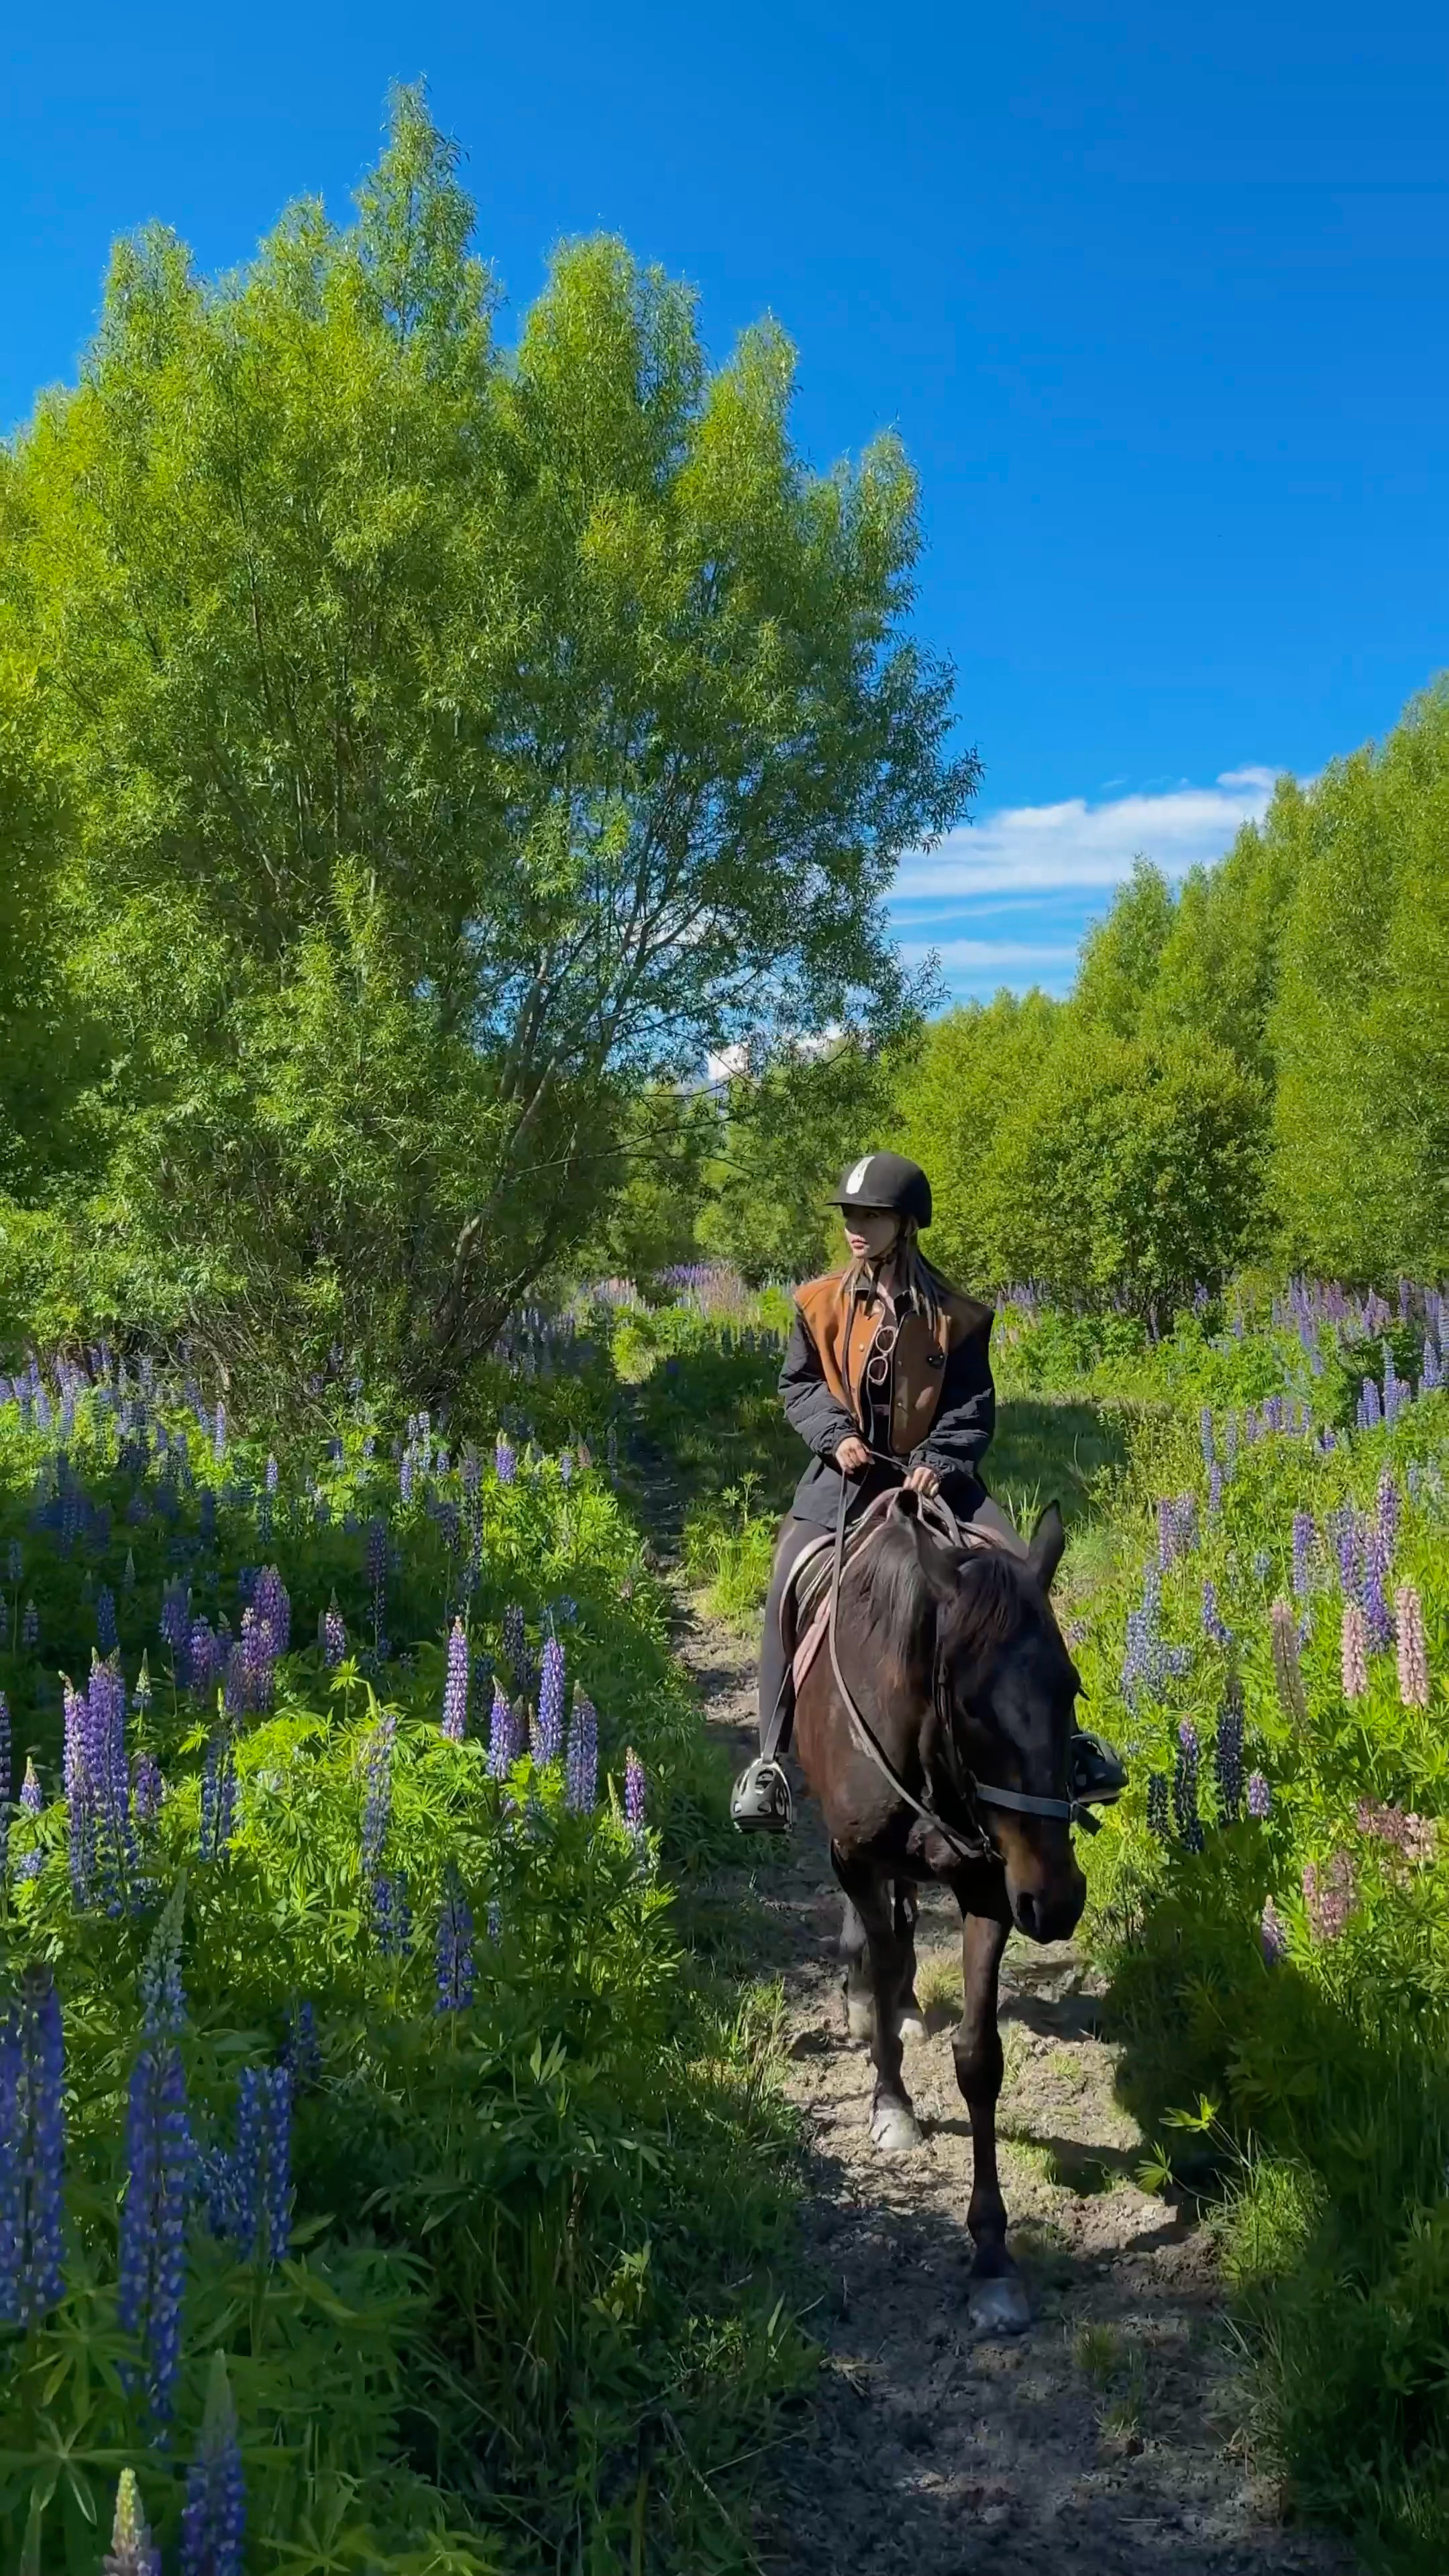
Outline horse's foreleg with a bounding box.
[839,1896,873,2045]
[952,1904,1030,2334]
[832,1852,920,2154]
[841,1887,924,2046]
[893,1884,926,2043]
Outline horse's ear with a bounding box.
[1027,1501,1067,1593]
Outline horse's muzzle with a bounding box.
[1008,1869,1087,1946]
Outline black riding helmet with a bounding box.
[830,1151,932,1229]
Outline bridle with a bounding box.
[824,1462,1104,1866]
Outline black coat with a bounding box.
[777,1303,996,1529]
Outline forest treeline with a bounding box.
[642,680,1449,1308]
[1,84,1445,1404]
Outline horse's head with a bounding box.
[934,1503,1087,1944]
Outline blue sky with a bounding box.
[5,2,1448,1000]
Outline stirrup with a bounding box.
[731,1756,794,1835]
[1067,1729,1128,1805]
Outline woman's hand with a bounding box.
[904,1462,941,1497]
[834,1435,871,1477]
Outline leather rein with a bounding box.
[824,1460,1103,1866]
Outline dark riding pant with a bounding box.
[757,1515,822,1754]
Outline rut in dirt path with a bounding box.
[668,1578,1362,2576]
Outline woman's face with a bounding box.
[843,1208,900,1263]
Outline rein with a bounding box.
[824,1464,1103,1862]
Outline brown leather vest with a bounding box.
[793,1270,993,1460]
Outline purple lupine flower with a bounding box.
[234,2065,291,2265]
[495,1435,517,1486]
[97,1585,118,1654]
[64,1680,96,1907]
[1145,1771,1170,1841]
[1252,1550,1271,1585]
[180,2349,246,2576]
[442,1619,469,1742]
[1214,1680,1244,1821]
[1259,1898,1287,1965]
[19,1757,42,1816]
[1397,1584,1430,1708]
[133,1753,163,1828]
[502,1603,527,1690]
[189,1619,217,1705]
[282,2000,321,2090]
[0,1692,8,1880]
[400,1449,415,1504]
[322,1596,347,1668]
[1302,1854,1356,1943]
[486,1897,502,1943]
[103,2467,162,2576]
[435,1873,476,2012]
[1199,1406,1214,1468]
[1120,1607,1152,1708]
[1200,1579,1232,1646]
[265,1453,279,1495]
[566,1693,598,1812]
[1377,1469,1401,1556]
[159,1580,191,1685]
[1291,1513,1316,1602]
[534,1638,566,1765]
[119,2037,192,2419]
[1246,1769,1271,1819]
[253,1565,290,1656]
[360,1712,395,1885]
[1362,1525,1393,1652]
[1423,1336,1442,1393]
[0,1962,66,2328]
[1171,1720,1204,1853]
[486,1682,518,1780]
[199,1725,237,1862]
[6,1540,19,1585]
[20,1600,38,1649]
[559,1450,574,1487]
[372,1868,413,1959]
[1207,1460,1224,1519]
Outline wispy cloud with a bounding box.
[894,767,1280,900]
[894,936,1081,973]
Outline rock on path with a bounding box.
[675,1593,1361,2576]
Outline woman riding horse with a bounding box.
[731,1149,1122,1831]
[731,1152,1125,2331]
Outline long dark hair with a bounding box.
[843,1216,952,1321]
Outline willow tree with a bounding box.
[2,87,971,1399]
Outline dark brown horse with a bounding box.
[792,1487,1087,2334]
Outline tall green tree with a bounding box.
[985,1020,1267,1316]
[891,989,1060,1290]
[3,87,973,1399]
[700,1036,902,1284]
[1271,685,1449,1277]
[1072,859,1176,1038]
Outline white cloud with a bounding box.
[894,937,1080,973]
[894,767,1280,900]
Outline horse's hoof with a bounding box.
[871,2100,922,2155]
[968,2273,1031,2337]
[897,1991,927,2043]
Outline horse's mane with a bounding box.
[855,1513,1030,1676]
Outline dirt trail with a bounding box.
[674,1594,1362,2576]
